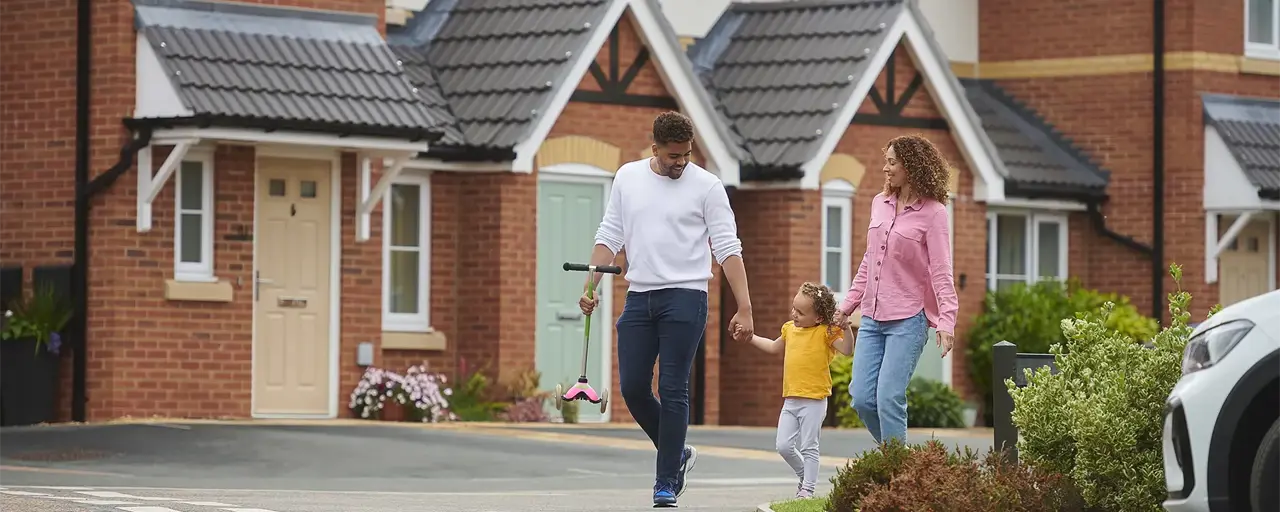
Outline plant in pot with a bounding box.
[0,284,73,426]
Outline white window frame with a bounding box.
[382,172,432,332]
[821,180,856,294]
[985,210,1069,291]
[173,148,215,282]
[1246,0,1280,60]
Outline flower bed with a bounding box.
[348,363,455,423]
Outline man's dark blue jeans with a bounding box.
[616,287,707,489]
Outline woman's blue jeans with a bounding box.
[849,310,928,445]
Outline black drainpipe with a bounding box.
[72,0,154,421]
[1151,0,1167,322]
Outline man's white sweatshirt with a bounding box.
[594,158,743,293]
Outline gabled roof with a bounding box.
[688,0,906,175]
[388,0,614,159]
[131,0,444,142]
[961,79,1109,200]
[1202,93,1280,199]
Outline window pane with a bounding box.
[269,179,285,197]
[389,250,420,314]
[390,184,421,247]
[1249,0,1275,44]
[996,278,1024,292]
[179,213,202,263]
[996,215,1027,276]
[300,180,317,199]
[179,162,203,210]
[824,251,842,290]
[825,206,841,248]
[1037,222,1061,278]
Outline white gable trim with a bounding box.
[511,0,629,174]
[798,9,1005,202]
[510,0,741,187]
[1204,125,1280,212]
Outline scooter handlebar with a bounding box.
[563,262,622,274]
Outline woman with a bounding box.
[833,134,959,445]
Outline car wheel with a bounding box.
[1251,419,1280,512]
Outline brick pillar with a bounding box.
[718,188,822,426]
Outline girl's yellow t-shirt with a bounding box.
[781,321,843,400]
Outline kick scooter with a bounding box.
[555,262,622,414]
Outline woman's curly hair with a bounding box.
[882,134,951,203]
[799,282,840,339]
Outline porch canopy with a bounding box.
[128,0,447,241]
[1200,93,1280,283]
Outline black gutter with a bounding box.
[72,0,156,421]
[1087,202,1154,256]
[70,0,92,423]
[1152,0,1167,321]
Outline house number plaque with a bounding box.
[277,297,308,308]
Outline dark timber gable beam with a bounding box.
[852,48,948,130]
[570,26,679,109]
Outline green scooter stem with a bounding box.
[579,278,595,380]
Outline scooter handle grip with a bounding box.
[563,262,622,274]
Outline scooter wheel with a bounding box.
[554,384,564,411]
[599,387,610,414]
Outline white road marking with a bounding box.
[182,501,239,506]
[48,485,572,497]
[566,467,618,476]
[71,500,143,505]
[222,509,282,512]
[0,490,50,496]
[24,485,97,490]
[77,490,179,501]
[118,507,185,512]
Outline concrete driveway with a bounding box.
[0,420,992,512]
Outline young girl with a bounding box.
[736,282,855,499]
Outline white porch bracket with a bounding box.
[1205,211,1256,284]
[355,153,413,242]
[136,139,196,232]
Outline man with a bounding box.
[579,111,755,507]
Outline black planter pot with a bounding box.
[0,336,61,427]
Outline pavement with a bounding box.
[0,420,993,512]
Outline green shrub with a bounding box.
[1008,264,1208,512]
[827,440,1083,512]
[447,368,505,421]
[966,280,1157,425]
[829,354,864,428]
[905,378,965,428]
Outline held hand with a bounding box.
[730,309,754,342]
[937,331,954,358]
[833,310,849,330]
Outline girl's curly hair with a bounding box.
[882,134,951,203]
[799,282,840,339]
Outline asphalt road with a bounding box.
[0,421,992,512]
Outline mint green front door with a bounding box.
[913,327,945,383]
[536,179,609,422]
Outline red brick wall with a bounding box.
[539,13,725,424]
[980,0,1280,319]
[838,44,986,402]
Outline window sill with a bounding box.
[165,279,234,303]
[1240,56,1280,76]
[382,330,447,351]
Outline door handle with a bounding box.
[254,271,274,302]
[556,311,583,321]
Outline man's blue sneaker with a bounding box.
[653,482,677,508]
[675,445,698,497]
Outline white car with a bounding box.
[1163,290,1280,512]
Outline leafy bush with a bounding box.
[905,378,965,428]
[447,366,506,421]
[496,368,551,423]
[829,354,864,428]
[827,439,1083,512]
[967,280,1157,425]
[1008,264,1206,512]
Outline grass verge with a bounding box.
[769,496,828,512]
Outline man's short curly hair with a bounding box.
[882,134,951,203]
[653,111,694,145]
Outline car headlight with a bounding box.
[1182,319,1254,375]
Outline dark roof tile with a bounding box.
[961,79,1109,198]
[689,0,905,175]
[1202,94,1280,197]
[133,0,444,141]
[389,0,611,154]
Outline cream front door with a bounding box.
[1219,216,1273,307]
[254,157,333,415]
